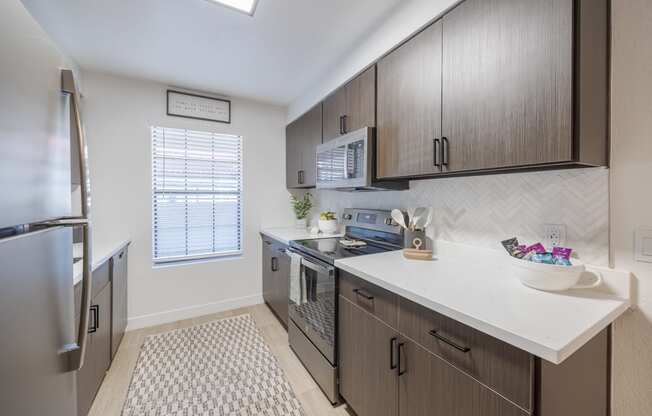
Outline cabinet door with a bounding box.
[344,66,376,134]
[262,239,274,306]
[377,21,442,179]
[286,104,322,188]
[298,104,322,187]
[285,119,303,188]
[76,283,112,416]
[339,296,398,416]
[399,338,528,416]
[94,282,112,382]
[111,248,128,358]
[322,87,346,142]
[273,248,290,327]
[75,320,95,416]
[442,0,573,172]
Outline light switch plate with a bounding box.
[635,227,652,263]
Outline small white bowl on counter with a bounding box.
[510,256,602,291]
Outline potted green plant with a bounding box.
[290,193,313,229]
[318,211,338,235]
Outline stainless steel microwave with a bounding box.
[315,127,408,191]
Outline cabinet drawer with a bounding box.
[399,298,533,411]
[339,271,398,329]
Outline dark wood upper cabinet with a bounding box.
[374,0,607,179]
[322,87,346,142]
[322,66,376,142]
[339,296,398,416]
[286,103,322,188]
[377,21,443,179]
[442,0,574,172]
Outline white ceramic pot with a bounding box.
[295,218,308,229]
[510,256,602,291]
[318,219,338,235]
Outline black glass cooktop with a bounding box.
[290,237,399,264]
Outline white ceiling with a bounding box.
[21,0,404,105]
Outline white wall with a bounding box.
[287,0,458,122]
[610,1,652,415]
[81,71,293,329]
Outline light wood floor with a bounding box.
[89,303,351,416]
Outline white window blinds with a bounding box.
[152,127,243,263]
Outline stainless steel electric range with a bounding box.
[287,208,404,404]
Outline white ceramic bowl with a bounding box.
[318,219,338,235]
[510,256,601,291]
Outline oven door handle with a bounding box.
[300,257,334,276]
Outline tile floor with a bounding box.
[88,303,351,416]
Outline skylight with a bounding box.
[208,0,258,16]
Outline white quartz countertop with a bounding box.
[73,239,131,286]
[260,227,344,245]
[335,242,631,364]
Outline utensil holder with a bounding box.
[404,229,430,250]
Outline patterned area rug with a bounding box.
[121,314,305,416]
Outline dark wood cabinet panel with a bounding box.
[261,235,289,327]
[398,297,533,411]
[272,247,290,327]
[442,0,573,172]
[399,338,528,416]
[286,103,322,188]
[323,66,376,143]
[110,248,128,359]
[322,87,346,142]
[377,21,442,179]
[339,296,398,416]
[537,328,609,416]
[94,283,112,383]
[285,119,303,188]
[76,281,113,416]
[339,270,398,329]
[345,66,376,135]
[262,238,275,307]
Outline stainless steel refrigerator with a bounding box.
[0,2,93,415]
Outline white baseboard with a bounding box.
[126,293,264,331]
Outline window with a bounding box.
[152,127,243,264]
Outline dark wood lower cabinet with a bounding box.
[74,244,129,416]
[111,248,128,358]
[261,235,289,327]
[399,338,528,416]
[339,296,398,416]
[338,272,610,416]
[76,282,112,416]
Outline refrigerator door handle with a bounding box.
[36,219,93,371]
[58,69,94,372]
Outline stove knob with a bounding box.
[342,213,353,220]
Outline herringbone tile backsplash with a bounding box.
[311,168,609,265]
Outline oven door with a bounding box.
[288,253,336,365]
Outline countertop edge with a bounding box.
[335,259,630,364]
[260,227,345,245]
[73,239,131,286]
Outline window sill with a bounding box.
[152,253,243,269]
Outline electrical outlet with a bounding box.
[543,224,566,248]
